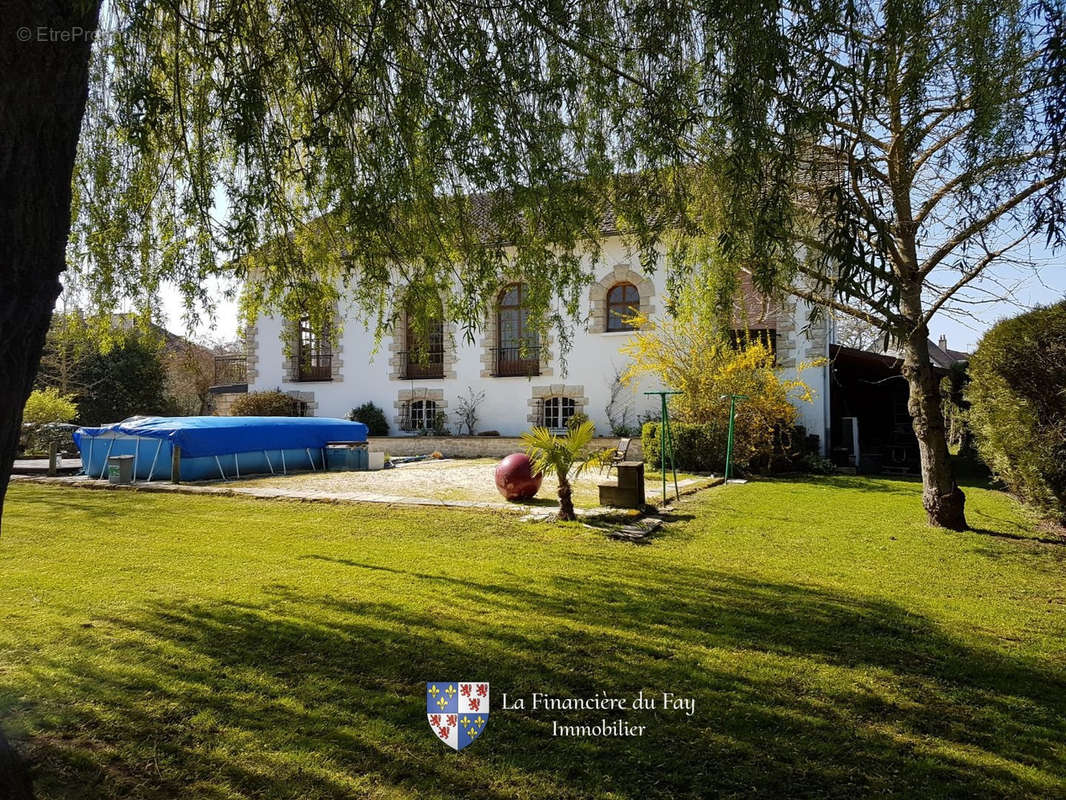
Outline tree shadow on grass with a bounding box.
[777,472,1006,494]
[6,490,123,517]
[766,474,926,495]
[5,563,1065,799]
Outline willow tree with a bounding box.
[0,0,814,532]
[784,0,1066,530]
[1,0,1064,535]
[611,0,1066,530]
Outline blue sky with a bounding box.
[929,261,1066,352]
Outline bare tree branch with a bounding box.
[915,150,1052,225]
[919,172,1066,277]
[921,230,1033,323]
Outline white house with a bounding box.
[244,235,832,452]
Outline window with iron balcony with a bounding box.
[296,317,332,381]
[402,302,445,379]
[493,283,540,376]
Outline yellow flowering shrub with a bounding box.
[621,311,819,470]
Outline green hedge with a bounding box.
[642,421,824,474]
[642,421,728,473]
[968,301,1066,523]
[231,390,303,416]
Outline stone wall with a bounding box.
[209,391,246,416]
[370,435,642,461]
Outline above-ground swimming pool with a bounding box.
[74,416,370,482]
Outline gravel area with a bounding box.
[234,457,699,506]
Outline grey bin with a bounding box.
[107,454,135,485]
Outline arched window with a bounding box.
[606,283,640,331]
[407,399,437,431]
[404,298,444,379]
[495,283,540,376]
[543,396,576,430]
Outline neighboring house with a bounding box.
[929,335,971,369]
[238,234,835,451]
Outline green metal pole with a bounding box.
[645,390,682,505]
[725,395,737,481]
[660,393,667,503]
[665,411,679,500]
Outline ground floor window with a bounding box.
[543,396,575,429]
[407,399,437,431]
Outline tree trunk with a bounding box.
[900,311,968,530]
[0,1,101,536]
[557,478,576,521]
[0,728,33,800]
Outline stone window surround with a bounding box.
[769,296,829,369]
[282,306,344,383]
[387,304,458,381]
[245,323,260,384]
[527,384,588,426]
[589,264,656,333]
[394,387,448,431]
[479,283,554,379]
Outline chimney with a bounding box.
[938,334,948,351]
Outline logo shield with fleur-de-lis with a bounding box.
[426,682,489,750]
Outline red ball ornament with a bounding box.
[495,453,543,500]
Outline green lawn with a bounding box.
[1,477,1063,799]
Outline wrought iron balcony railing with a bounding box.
[212,355,247,387]
[491,346,541,377]
[399,349,445,380]
[297,353,332,382]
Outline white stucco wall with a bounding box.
[248,237,831,452]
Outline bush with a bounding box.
[968,301,1066,523]
[23,387,78,424]
[348,402,389,436]
[454,387,485,435]
[621,305,817,471]
[231,390,302,416]
[74,333,176,424]
[20,423,78,457]
[432,410,449,436]
[796,451,836,475]
[641,420,823,475]
[566,411,592,434]
[642,421,728,473]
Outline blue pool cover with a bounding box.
[74,416,369,481]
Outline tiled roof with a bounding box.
[464,189,621,244]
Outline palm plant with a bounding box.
[521,420,603,521]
